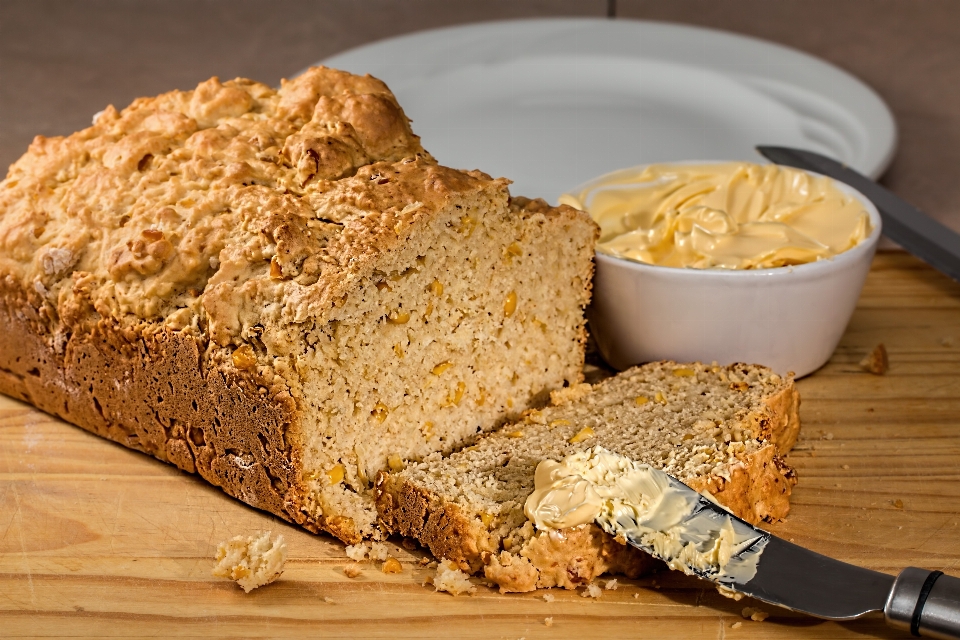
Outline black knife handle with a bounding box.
[886,567,960,639]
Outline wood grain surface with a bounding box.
[1,251,958,639]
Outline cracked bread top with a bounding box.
[0,66,507,352]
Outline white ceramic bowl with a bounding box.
[585,167,882,377]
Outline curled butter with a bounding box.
[559,162,871,269]
[524,446,767,585]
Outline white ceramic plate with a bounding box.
[321,18,897,203]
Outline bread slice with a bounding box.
[376,361,800,592]
[0,67,598,543]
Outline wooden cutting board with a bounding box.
[2,251,958,639]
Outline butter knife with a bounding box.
[756,146,960,283]
[605,476,960,639]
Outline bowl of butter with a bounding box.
[561,161,882,377]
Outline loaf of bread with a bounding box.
[0,67,598,543]
[376,361,800,592]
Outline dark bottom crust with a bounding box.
[375,471,483,566]
[0,280,334,538]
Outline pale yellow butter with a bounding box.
[560,162,871,269]
[524,446,767,585]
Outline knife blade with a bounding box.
[602,472,960,638]
[735,532,893,619]
[756,145,960,283]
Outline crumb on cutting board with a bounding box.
[543,593,555,603]
[859,343,889,374]
[717,585,745,600]
[742,606,769,621]
[344,543,368,561]
[433,560,476,595]
[368,542,390,561]
[581,583,602,598]
[343,563,363,578]
[212,531,287,593]
[344,541,391,562]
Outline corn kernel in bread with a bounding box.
[212,531,287,592]
[0,67,598,543]
[376,362,800,592]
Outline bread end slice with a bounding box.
[377,361,800,592]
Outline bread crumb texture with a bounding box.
[742,606,769,622]
[0,66,598,543]
[717,584,745,600]
[212,531,287,592]
[581,583,602,598]
[344,542,369,561]
[377,361,800,592]
[859,343,889,374]
[344,541,390,562]
[433,560,476,595]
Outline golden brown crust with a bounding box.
[485,525,659,593]
[687,444,797,525]
[0,276,321,533]
[761,378,802,453]
[0,66,434,340]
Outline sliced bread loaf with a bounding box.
[0,67,598,543]
[376,361,800,592]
